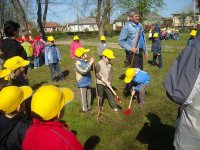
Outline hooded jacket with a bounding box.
[0,113,31,150]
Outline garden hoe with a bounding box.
[123,94,134,116]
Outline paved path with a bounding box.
[56,40,184,52]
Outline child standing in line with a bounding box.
[124,68,150,106]
[45,36,64,82]
[70,36,82,59]
[33,37,42,69]
[0,85,33,150]
[22,85,83,150]
[0,68,11,90]
[21,35,33,69]
[74,47,95,112]
[97,36,108,59]
[187,30,197,46]
[95,49,118,111]
[3,56,30,86]
[151,33,162,68]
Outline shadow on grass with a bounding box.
[84,135,100,150]
[136,112,175,150]
[119,74,125,80]
[62,69,70,78]
[32,81,47,90]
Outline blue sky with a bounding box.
[46,0,193,24]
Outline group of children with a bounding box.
[0,56,83,149]
[18,35,45,69]
[0,33,151,149]
[71,35,151,112]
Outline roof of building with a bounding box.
[69,17,96,25]
[44,22,61,28]
[172,2,200,15]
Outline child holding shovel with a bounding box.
[95,49,119,111]
[124,68,150,106]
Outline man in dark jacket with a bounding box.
[0,20,27,61]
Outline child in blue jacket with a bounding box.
[45,36,63,82]
[151,33,162,68]
[74,47,95,112]
[124,68,150,105]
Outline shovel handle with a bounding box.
[128,94,134,109]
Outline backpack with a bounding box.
[163,37,200,105]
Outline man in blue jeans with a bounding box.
[118,9,148,70]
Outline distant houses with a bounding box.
[172,2,200,27]
[44,22,62,32]
[67,17,98,32]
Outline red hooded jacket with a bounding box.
[23,119,83,150]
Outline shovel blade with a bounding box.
[123,109,132,116]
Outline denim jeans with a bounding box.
[49,63,63,80]
[34,57,40,68]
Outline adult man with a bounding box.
[118,9,148,70]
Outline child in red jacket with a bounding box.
[23,85,83,150]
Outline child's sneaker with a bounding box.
[114,108,118,112]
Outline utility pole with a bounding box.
[76,0,79,32]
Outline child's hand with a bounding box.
[131,90,135,96]
[157,53,160,56]
[89,57,95,65]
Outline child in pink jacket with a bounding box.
[70,36,82,59]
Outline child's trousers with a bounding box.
[49,63,63,80]
[97,84,117,109]
[78,87,91,111]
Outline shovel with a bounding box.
[99,73,122,103]
[124,94,134,116]
[106,83,122,104]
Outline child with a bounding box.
[95,49,118,111]
[74,47,95,112]
[0,85,33,150]
[70,35,82,59]
[0,68,11,90]
[124,68,150,105]
[97,36,108,59]
[22,85,83,150]
[187,30,197,46]
[45,36,64,82]
[151,33,162,68]
[3,56,30,86]
[33,37,41,69]
[21,35,33,69]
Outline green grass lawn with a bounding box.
[27,35,186,150]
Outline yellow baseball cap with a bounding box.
[73,35,79,40]
[153,33,159,38]
[31,85,74,120]
[102,49,115,59]
[0,86,33,114]
[48,36,55,42]
[124,68,135,83]
[0,69,11,79]
[100,36,106,41]
[190,30,197,36]
[75,47,90,58]
[4,56,30,71]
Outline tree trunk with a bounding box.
[36,0,47,41]
[96,0,110,37]
[11,0,28,33]
[43,0,48,28]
